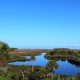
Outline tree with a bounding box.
[0,41,9,66]
[31,56,36,61]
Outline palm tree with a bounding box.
[0,41,9,66]
[30,56,36,61]
[30,56,36,72]
[46,60,58,72]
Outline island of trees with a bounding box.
[45,48,80,61]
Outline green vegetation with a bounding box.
[46,48,80,61]
[8,54,26,62]
[0,65,80,80]
[0,41,10,66]
[1,41,80,80]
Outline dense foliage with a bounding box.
[0,65,80,80]
[0,41,10,66]
[46,48,80,61]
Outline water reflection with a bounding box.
[68,60,80,67]
[54,60,80,76]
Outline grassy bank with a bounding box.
[8,49,49,62]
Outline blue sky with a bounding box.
[0,0,80,49]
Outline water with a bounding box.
[8,53,48,66]
[54,60,80,76]
[8,53,80,76]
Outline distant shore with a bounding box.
[10,49,49,54]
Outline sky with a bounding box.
[0,0,80,49]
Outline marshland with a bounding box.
[0,0,80,80]
[1,42,80,80]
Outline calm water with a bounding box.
[8,53,48,66]
[8,53,80,76]
[54,60,80,76]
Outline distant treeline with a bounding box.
[10,48,18,51]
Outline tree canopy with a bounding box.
[0,41,9,60]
